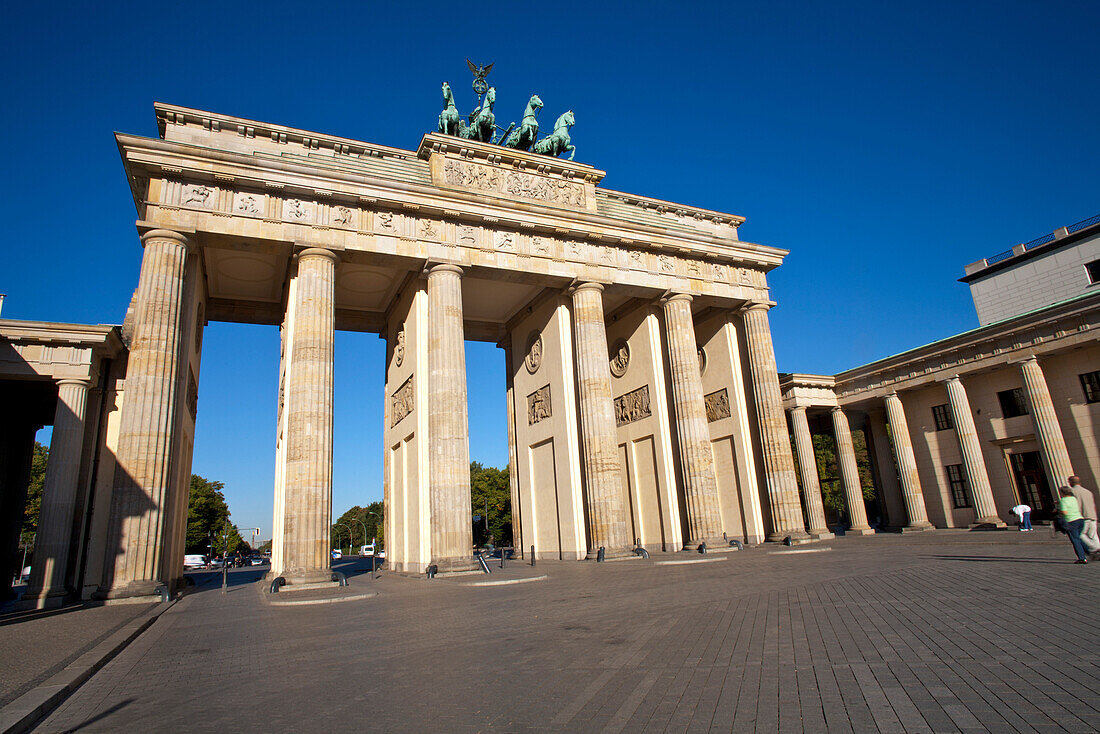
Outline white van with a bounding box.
[359,544,375,557]
[183,554,207,569]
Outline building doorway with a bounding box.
[1009,452,1055,521]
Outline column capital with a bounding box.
[830,405,844,414]
[740,300,776,314]
[56,378,93,389]
[140,229,192,252]
[939,374,963,384]
[659,291,693,306]
[296,247,340,264]
[425,262,463,278]
[788,405,809,415]
[567,281,604,296]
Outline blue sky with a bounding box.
[3,1,1098,540]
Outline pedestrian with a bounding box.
[1010,503,1032,531]
[1067,476,1100,557]
[1057,486,1090,564]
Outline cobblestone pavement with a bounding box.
[33,531,1100,733]
[0,600,155,707]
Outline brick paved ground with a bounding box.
[33,531,1100,733]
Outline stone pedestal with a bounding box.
[279,248,337,584]
[661,294,724,547]
[105,229,192,598]
[943,376,1004,527]
[23,379,91,607]
[788,407,833,539]
[831,408,875,535]
[570,283,631,558]
[427,264,476,572]
[741,303,809,542]
[883,393,934,531]
[1018,357,1074,495]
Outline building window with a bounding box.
[1086,259,1100,284]
[932,404,954,431]
[997,388,1029,418]
[1082,370,1100,404]
[946,464,971,508]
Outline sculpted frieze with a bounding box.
[282,197,316,224]
[181,183,216,210]
[390,375,414,428]
[527,384,552,425]
[705,388,731,422]
[234,192,264,215]
[615,385,652,427]
[441,158,586,209]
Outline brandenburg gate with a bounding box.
[22,93,825,600]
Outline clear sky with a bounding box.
[3,1,1098,541]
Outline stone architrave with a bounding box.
[943,376,1004,527]
[570,282,631,557]
[883,392,934,531]
[661,294,724,547]
[24,379,91,606]
[427,264,476,571]
[788,407,832,539]
[831,408,874,535]
[741,303,809,542]
[279,248,338,584]
[106,229,193,598]
[1018,357,1074,494]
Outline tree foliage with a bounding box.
[471,461,511,547]
[186,474,245,555]
[330,501,384,552]
[21,442,48,546]
[792,428,876,520]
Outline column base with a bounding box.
[280,568,336,586]
[14,590,68,611]
[845,525,877,536]
[970,517,1008,530]
[432,557,480,574]
[900,522,935,533]
[806,529,835,540]
[95,579,165,601]
[683,536,737,551]
[586,545,634,560]
[767,530,814,545]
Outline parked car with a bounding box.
[183,554,208,570]
[249,555,265,566]
[331,549,342,560]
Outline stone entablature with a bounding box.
[832,292,1099,405]
[779,373,839,410]
[0,320,124,384]
[129,104,779,305]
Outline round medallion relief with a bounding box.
[698,347,707,375]
[609,339,630,378]
[524,332,543,374]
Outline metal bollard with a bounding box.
[500,550,505,570]
[477,553,492,574]
[426,564,438,579]
[597,546,606,562]
[269,576,286,593]
[633,547,650,559]
[331,571,348,587]
[783,536,793,546]
[154,584,170,602]
[729,539,744,550]
[531,545,536,567]
[698,542,707,554]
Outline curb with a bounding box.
[0,598,176,734]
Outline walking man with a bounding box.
[1011,502,1033,531]
[1067,476,1099,556]
[1057,486,1090,563]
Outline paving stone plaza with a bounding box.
[16,531,1100,733]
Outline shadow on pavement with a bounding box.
[923,554,1074,564]
[67,698,134,731]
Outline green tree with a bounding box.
[470,461,511,547]
[331,501,384,552]
[791,428,876,521]
[186,474,244,555]
[21,442,48,546]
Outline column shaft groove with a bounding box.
[884,393,933,530]
[831,408,873,533]
[944,377,1003,525]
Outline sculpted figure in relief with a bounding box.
[391,376,414,427]
[704,388,731,423]
[525,332,543,374]
[237,194,261,214]
[394,330,405,368]
[527,385,552,425]
[614,385,652,426]
[184,184,213,206]
[333,206,353,225]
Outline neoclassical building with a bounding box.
[781,215,1100,530]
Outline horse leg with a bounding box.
[566,144,575,161]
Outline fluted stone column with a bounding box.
[831,408,874,535]
[661,294,724,547]
[883,392,933,530]
[24,379,91,606]
[741,303,809,541]
[280,248,338,584]
[427,264,475,571]
[788,407,832,539]
[107,229,192,597]
[1018,357,1074,494]
[943,376,1004,527]
[570,282,631,557]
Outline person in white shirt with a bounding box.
[1010,503,1032,531]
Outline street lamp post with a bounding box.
[353,518,368,554]
[366,510,382,578]
[331,524,345,554]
